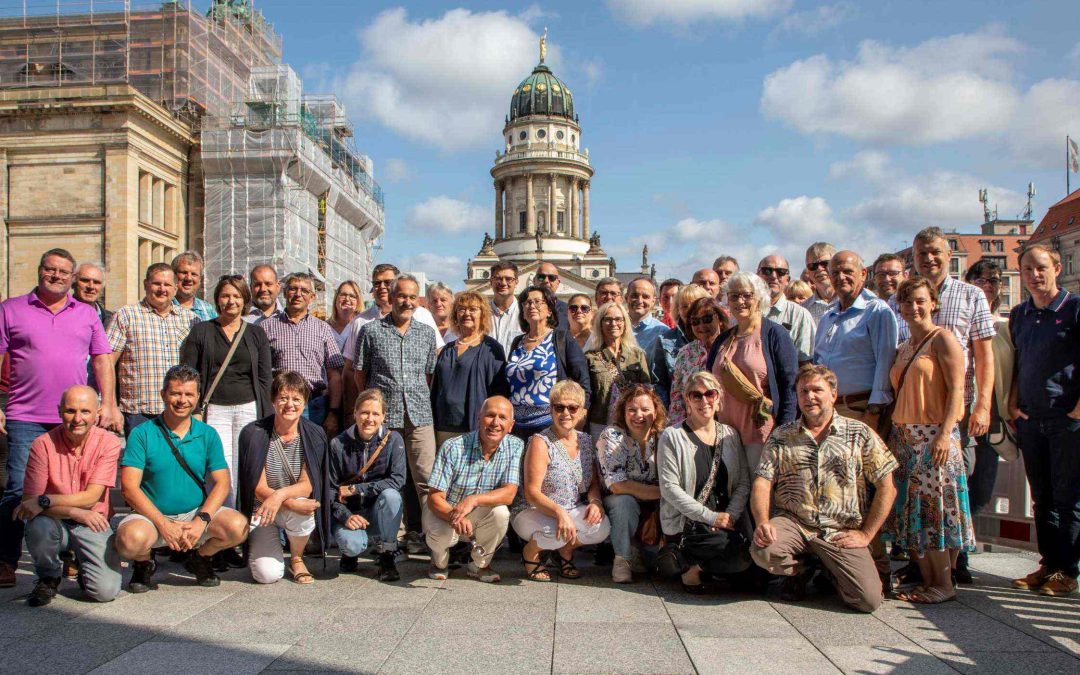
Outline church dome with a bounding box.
[509,64,575,122]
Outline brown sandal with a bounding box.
[898,586,955,604]
[289,556,314,584]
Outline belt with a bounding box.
[840,391,872,406]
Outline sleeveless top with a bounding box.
[890,328,948,425]
[513,429,594,515]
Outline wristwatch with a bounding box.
[37,495,51,510]
[196,511,212,524]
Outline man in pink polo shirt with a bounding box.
[14,385,123,606]
[0,248,119,587]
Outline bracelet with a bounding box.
[588,498,603,507]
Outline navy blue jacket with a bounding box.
[326,425,407,525]
[431,336,511,432]
[706,320,799,426]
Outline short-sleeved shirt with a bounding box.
[23,426,122,517]
[428,431,523,506]
[121,417,227,515]
[889,276,996,407]
[756,414,897,541]
[1010,289,1080,420]
[766,295,816,362]
[595,426,658,490]
[260,311,344,392]
[0,291,113,423]
[108,300,196,415]
[354,316,437,428]
[341,304,444,364]
[174,296,218,322]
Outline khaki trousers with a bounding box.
[751,516,883,613]
[435,430,465,454]
[423,504,509,569]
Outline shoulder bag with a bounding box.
[879,328,942,436]
[195,321,248,422]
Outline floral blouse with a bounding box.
[506,332,559,432]
[595,426,658,491]
[668,340,710,427]
[514,429,595,514]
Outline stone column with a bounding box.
[582,181,590,240]
[548,173,556,235]
[526,174,536,235]
[104,142,141,306]
[0,149,8,298]
[494,180,503,240]
[569,178,579,239]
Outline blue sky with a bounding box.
[253,0,1080,286]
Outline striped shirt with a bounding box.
[107,300,196,415]
[258,432,304,511]
[260,311,344,391]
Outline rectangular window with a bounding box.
[950,258,961,276]
[980,240,990,252]
[556,211,565,231]
[519,211,526,232]
[948,239,958,251]
[1068,254,1074,276]
[994,240,1004,252]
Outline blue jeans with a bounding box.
[604,494,641,560]
[332,489,404,556]
[1017,415,1080,578]
[0,420,57,565]
[24,515,122,602]
[303,395,328,426]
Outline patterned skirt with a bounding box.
[885,423,976,556]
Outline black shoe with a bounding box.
[27,577,61,607]
[894,562,922,586]
[377,552,400,582]
[168,549,191,564]
[812,570,837,595]
[211,552,230,573]
[224,547,246,569]
[594,542,615,567]
[184,553,221,587]
[340,555,359,574]
[954,565,973,585]
[781,570,810,602]
[128,560,159,593]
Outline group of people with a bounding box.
[0,225,1076,614]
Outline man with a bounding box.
[16,386,123,606]
[489,261,523,355]
[424,396,522,582]
[247,264,281,324]
[751,365,897,612]
[533,262,569,328]
[355,274,438,555]
[114,365,248,591]
[0,249,120,586]
[814,250,898,430]
[658,278,683,329]
[1008,245,1079,597]
[626,277,666,355]
[594,277,623,308]
[72,262,112,329]
[260,272,343,434]
[803,242,837,323]
[691,268,721,299]
[871,253,907,301]
[757,255,816,362]
[171,251,217,321]
[107,263,196,436]
[712,255,739,289]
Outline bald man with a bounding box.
[15,386,123,606]
[424,396,522,582]
[691,268,722,300]
[534,262,569,328]
[758,255,816,363]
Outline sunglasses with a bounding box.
[690,314,715,326]
[371,279,394,288]
[569,304,592,312]
[807,260,830,272]
[552,403,581,414]
[758,266,789,278]
[687,390,720,402]
[536,273,559,282]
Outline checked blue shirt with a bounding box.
[428,431,523,506]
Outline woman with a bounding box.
[706,272,798,472]
[567,293,594,349]
[506,286,591,440]
[669,297,728,426]
[888,278,975,604]
[597,385,665,583]
[658,371,751,593]
[431,291,510,448]
[513,381,610,581]
[327,281,362,354]
[181,275,273,508]
[653,284,710,409]
[237,371,330,585]
[427,282,456,341]
[328,389,407,581]
[584,301,652,439]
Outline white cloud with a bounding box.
[773,2,854,37]
[755,196,844,241]
[400,253,465,289]
[828,151,890,182]
[382,158,412,183]
[1008,78,1080,168]
[337,8,555,151]
[405,196,489,234]
[607,0,792,27]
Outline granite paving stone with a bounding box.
[683,636,841,675]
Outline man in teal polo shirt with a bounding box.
[115,365,248,592]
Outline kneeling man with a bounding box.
[115,365,248,591]
[750,364,897,612]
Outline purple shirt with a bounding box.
[0,291,111,423]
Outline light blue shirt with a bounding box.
[813,288,899,405]
[632,314,667,356]
[173,296,217,322]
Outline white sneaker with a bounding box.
[466,562,501,583]
[612,555,633,583]
[427,565,449,581]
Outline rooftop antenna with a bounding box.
[978,188,991,224]
[1020,182,1036,221]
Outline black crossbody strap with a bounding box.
[154,417,207,495]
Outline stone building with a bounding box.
[1026,188,1080,291]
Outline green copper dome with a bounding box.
[509,64,575,122]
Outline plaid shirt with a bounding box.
[354,315,437,427]
[889,276,996,406]
[174,296,217,322]
[107,300,196,414]
[260,310,344,392]
[757,414,897,541]
[802,296,831,325]
[428,431,523,506]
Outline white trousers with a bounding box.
[205,401,259,508]
[247,506,316,585]
[511,504,611,551]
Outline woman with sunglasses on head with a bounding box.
[512,380,610,581]
[584,301,652,440]
[669,297,730,426]
[658,371,752,593]
[706,273,798,472]
[567,293,593,349]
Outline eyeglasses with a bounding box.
[535,273,559,282]
[601,316,625,324]
[275,395,306,406]
[690,314,715,326]
[552,403,581,414]
[687,390,720,402]
[874,270,903,279]
[492,275,517,285]
[807,260,830,272]
[973,277,1002,286]
[41,266,72,278]
[568,304,592,312]
[758,266,789,278]
[728,292,756,303]
[523,299,546,308]
[285,287,313,296]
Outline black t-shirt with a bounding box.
[208,325,256,406]
[682,423,730,513]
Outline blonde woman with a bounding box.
[327,281,362,353]
[584,301,652,439]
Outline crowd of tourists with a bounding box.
[0,227,1076,613]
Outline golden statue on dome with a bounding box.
[539,27,548,64]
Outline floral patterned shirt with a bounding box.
[595,426,658,490]
[514,429,594,514]
[668,340,710,427]
[507,332,559,431]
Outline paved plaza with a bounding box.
[0,546,1077,674]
